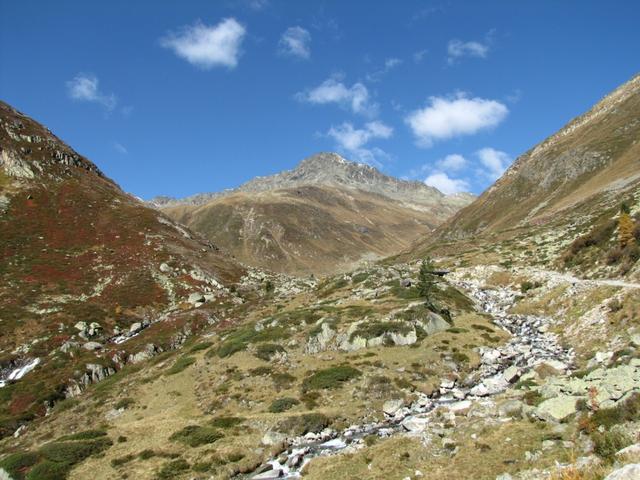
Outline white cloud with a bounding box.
[475,147,511,180]
[424,172,470,195]
[297,78,377,116]
[66,74,117,110]
[114,142,128,155]
[366,57,403,82]
[279,26,311,59]
[327,121,392,165]
[438,153,467,171]
[160,18,246,69]
[405,92,508,147]
[447,39,489,64]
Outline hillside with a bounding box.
[0,101,252,437]
[404,73,640,279]
[157,153,473,275]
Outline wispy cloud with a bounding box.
[366,57,403,82]
[447,39,489,64]
[160,18,246,69]
[475,147,511,180]
[327,121,392,166]
[279,26,311,59]
[66,74,117,111]
[405,92,508,147]
[413,49,428,63]
[114,142,128,155]
[297,77,377,116]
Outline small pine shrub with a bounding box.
[302,365,361,391]
[269,397,300,413]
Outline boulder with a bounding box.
[447,400,472,415]
[401,416,429,433]
[400,278,412,288]
[252,468,283,480]
[188,292,206,305]
[82,342,103,351]
[261,431,286,446]
[382,398,406,416]
[616,443,640,457]
[535,395,578,422]
[604,464,640,480]
[129,322,143,334]
[502,366,520,383]
[159,262,172,273]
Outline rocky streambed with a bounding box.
[245,275,575,479]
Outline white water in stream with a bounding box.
[246,278,574,479]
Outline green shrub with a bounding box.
[209,416,244,429]
[110,454,135,467]
[25,460,70,480]
[254,343,285,361]
[276,413,330,436]
[169,425,223,447]
[592,430,632,462]
[269,397,300,413]
[39,439,112,464]
[520,281,541,293]
[57,430,107,441]
[349,322,412,342]
[0,452,38,479]
[302,365,361,391]
[138,449,156,460]
[189,341,213,352]
[165,356,196,375]
[351,272,370,284]
[157,458,190,479]
[114,397,135,410]
[591,392,640,429]
[522,390,544,406]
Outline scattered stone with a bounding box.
[503,366,520,383]
[82,342,103,351]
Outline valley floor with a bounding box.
[2,262,640,480]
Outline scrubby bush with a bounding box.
[165,356,196,375]
[169,425,223,447]
[254,343,285,361]
[302,365,361,391]
[269,397,300,413]
[157,458,190,479]
[592,430,632,462]
[209,416,244,429]
[0,452,38,479]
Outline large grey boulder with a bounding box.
[401,415,429,433]
[382,398,406,416]
[604,464,640,480]
[535,395,578,422]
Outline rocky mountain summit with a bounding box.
[155,154,474,275]
[152,152,474,211]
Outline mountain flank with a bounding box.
[402,73,640,280]
[155,153,474,275]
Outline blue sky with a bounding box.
[1,1,638,198]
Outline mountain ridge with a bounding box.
[151,152,475,210]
